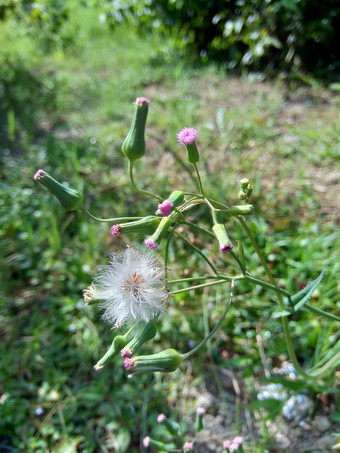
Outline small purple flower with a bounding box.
[158,200,173,217]
[188,340,195,349]
[120,348,132,359]
[35,405,44,416]
[196,407,206,415]
[33,169,45,181]
[111,224,121,237]
[177,128,198,145]
[68,323,76,332]
[144,238,158,250]
[135,97,150,106]
[124,357,134,371]
[221,243,233,254]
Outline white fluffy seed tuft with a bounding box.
[93,247,167,327]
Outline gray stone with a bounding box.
[312,415,331,433]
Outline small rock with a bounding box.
[314,434,337,449]
[312,415,331,433]
[282,394,313,422]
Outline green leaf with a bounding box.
[289,271,324,312]
[237,240,247,271]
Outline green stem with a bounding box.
[181,281,234,360]
[82,209,142,223]
[175,231,219,275]
[303,303,340,322]
[170,279,230,295]
[168,276,217,284]
[193,162,205,196]
[238,216,337,378]
[128,160,162,202]
[245,275,292,297]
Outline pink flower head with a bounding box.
[183,441,193,451]
[196,407,206,415]
[143,436,150,447]
[120,348,132,359]
[34,169,45,180]
[229,443,239,451]
[177,128,198,145]
[123,357,134,371]
[158,200,173,216]
[144,238,158,250]
[221,243,233,254]
[93,364,103,372]
[111,224,121,237]
[135,97,150,106]
[157,413,166,423]
[223,440,231,448]
[233,436,243,444]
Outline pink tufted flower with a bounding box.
[33,169,45,180]
[144,238,158,250]
[111,224,121,237]
[157,413,166,423]
[123,357,134,371]
[158,200,173,216]
[221,243,233,254]
[143,436,150,447]
[120,348,132,359]
[135,97,150,106]
[223,440,231,448]
[183,441,193,451]
[233,436,243,444]
[177,128,198,145]
[196,407,206,415]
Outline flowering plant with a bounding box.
[34,96,340,447]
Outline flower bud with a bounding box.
[120,321,157,358]
[144,216,173,250]
[157,414,181,436]
[177,128,199,164]
[94,334,129,371]
[229,204,254,216]
[122,97,149,163]
[124,348,182,374]
[195,407,205,433]
[238,178,253,202]
[33,169,83,211]
[143,436,166,451]
[111,216,160,237]
[212,224,233,254]
[157,190,184,216]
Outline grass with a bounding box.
[1,2,339,452]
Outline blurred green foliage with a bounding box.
[101,0,340,77]
[0,2,339,451]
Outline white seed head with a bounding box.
[93,247,167,327]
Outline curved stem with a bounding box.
[238,216,338,378]
[170,279,230,295]
[181,281,234,360]
[82,209,142,223]
[128,160,162,202]
[192,162,205,196]
[303,303,340,322]
[175,231,219,276]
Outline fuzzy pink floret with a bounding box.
[233,436,243,444]
[158,200,173,217]
[196,407,206,415]
[123,357,134,371]
[223,440,231,448]
[177,128,198,145]
[229,444,239,451]
[221,243,233,254]
[157,413,166,423]
[33,169,45,181]
[144,238,158,250]
[120,348,132,359]
[110,224,121,237]
[135,97,150,106]
[143,436,150,447]
[183,441,193,451]
[93,364,103,372]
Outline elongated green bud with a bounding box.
[212,223,233,254]
[144,216,173,250]
[120,322,157,358]
[124,348,182,375]
[111,216,160,237]
[157,414,181,436]
[229,204,254,216]
[157,190,184,216]
[122,97,149,162]
[195,407,205,433]
[143,436,167,451]
[33,169,83,211]
[94,334,129,371]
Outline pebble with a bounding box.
[282,394,313,422]
[312,415,331,433]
